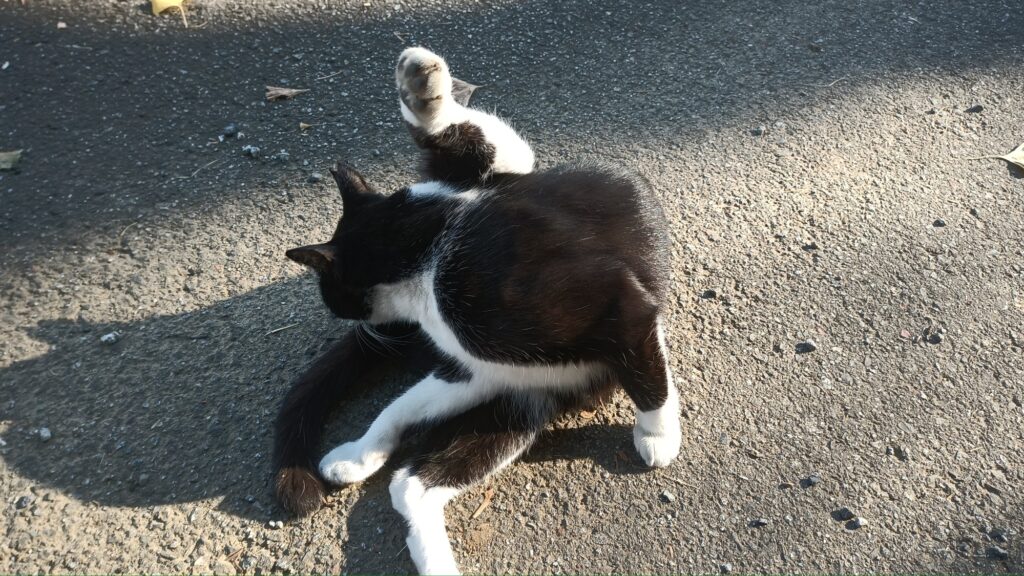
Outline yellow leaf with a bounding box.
[0,149,22,171]
[969,141,1024,171]
[151,0,189,27]
[151,0,184,15]
[266,86,309,101]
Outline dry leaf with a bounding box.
[299,122,313,131]
[266,86,309,101]
[969,142,1024,171]
[579,410,596,420]
[451,77,481,106]
[0,149,23,170]
[151,0,189,26]
[469,488,494,520]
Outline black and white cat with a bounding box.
[274,47,681,575]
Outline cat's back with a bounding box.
[432,164,670,362]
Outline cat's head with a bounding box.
[285,162,443,320]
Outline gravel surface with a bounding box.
[2,0,1023,573]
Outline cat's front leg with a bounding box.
[320,371,486,485]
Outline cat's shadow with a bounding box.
[338,422,644,574]
[0,276,644,532]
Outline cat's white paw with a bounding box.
[634,425,681,468]
[396,47,459,132]
[319,441,388,485]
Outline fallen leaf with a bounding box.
[151,0,189,26]
[0,149,22,170]
[578,410,596,420]
[266,86,310,101]
[299,122,313,131]
[969,141,1024,171]
[451,77,481,106]
[469,488,494,520]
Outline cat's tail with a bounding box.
[274,322,436,516]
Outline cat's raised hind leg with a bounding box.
[396,46,534,185]
[389,393,553,575]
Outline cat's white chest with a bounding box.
[372,270,601,388]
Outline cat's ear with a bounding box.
[330,161,378,208]
[285,243,337,274]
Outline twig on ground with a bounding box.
[315,70,344,81]
[265,323,301,336]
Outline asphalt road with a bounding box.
[2,0,1023,573]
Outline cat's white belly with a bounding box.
[372,270,604,389]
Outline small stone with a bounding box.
[802,242,819,251]
[307,172,323,183]
[990,528,1010,544]
[926,333,943,345]
[267,520,283,530]
[749,517,769,528]
[242,145,261,158]
[222,123,238,138]
[933,218,946,227]
[272,149,290,162]
[846,516,867,530]
[659,490,676,503]
[801,474,822,488]
[987,546,1009,560]
[795,340,817,354]
[892,445,910,461]
[700,289,717,299]
[965,104,984,113]
[38,428,52,442]
[720,562,733,573]
[99,332,119,344]
[751,126,766,136]
[212,558,237,575]
[832,507,855,522]
[15,495,33,509]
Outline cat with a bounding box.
[273,46,681,575]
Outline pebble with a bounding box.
[848,517,867,529]
[242,145,261,158]
[751,126,766,136]
[795,340,817,354]
[38,427,52,442]
[987,546,1009,560]
[700,289,717,299]
[266,520,284,530]
[933,218,946,227]
[965,104,984,113]
[222,123,238,138]
[803,474,822,488]
[926,333,943,345]
[99,331,119,344]
[307,172,323,183]
[720,562,733,573]
[659,490,676,503]
[15,495,34,509]
[833,507,855,522]
[990,528,1009,543]
[749,517,769,528]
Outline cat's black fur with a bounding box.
[273,46,675,574]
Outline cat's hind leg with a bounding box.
[389,393,554,575]
[396,47,535,185]
[615,312,682,468]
